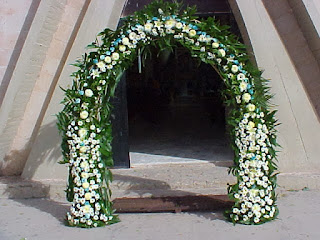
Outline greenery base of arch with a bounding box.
[57,0,279,228]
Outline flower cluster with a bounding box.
[57,0,278,227]
[65,120,114,227]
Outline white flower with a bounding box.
[112,52,119,60]
[158,8,163,14]
[231,65,239,73]
[119,45,126,52]
[95,63,105,73]
[83,205,91,213]
[78,128,87,138]
[165,19,176,29]
[122,37,130,45]
[212,42,219,48]
[247,121,255,131]
[252,203,261,213]
[175,22,183,29]
[85,192,91,200]
[236,95,241,104]
[129,32,137,40]
[82,182,89,189]
[218,49,226,57]
[188,29,197,37]
[81,172,89,179]
[182,24,190,32]
[104,56,112,63]
[85,89,93,97]
[242,93,251,102]
[154,20,163,29]
[247,103,256,112]
[144,22,153,32]
[80,111,89,119]
[239,81,247,92]
[237,73,246,80]
[90,69,99,79]
[199,35,206,42]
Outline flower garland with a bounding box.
[57,0,279,227]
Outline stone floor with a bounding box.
[129,102,233,166]
[0,190,319,240]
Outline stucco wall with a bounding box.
[230,0,320,173]
[1,0,319,183]
[0,0,33,87]
[22,0,127,179]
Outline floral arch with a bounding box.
[57,1,279,228]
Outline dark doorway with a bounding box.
[111,1,242,167]
[126,45,233,165]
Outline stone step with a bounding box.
[1,162,319,200]
[0,162,235,200]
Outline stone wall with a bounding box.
[230,0,320,173]
[0,0,319,183]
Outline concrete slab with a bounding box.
[0,190,319,240]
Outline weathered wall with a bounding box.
[21,0,127,179]
[0,0,34,88]
[0,0,91,176]
[1,0,319,182]
[230,0,320,173]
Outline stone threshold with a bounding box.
[0,163,319,200]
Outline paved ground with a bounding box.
[0,189,319,240]
[129,103,233,166]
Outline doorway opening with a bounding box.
[112,6,243,167]
[126,44,233,166]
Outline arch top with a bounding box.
[57,0,279,228]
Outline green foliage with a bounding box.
[57,0,279,227]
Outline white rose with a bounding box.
[242,93,251,102]
[165,19,176,29]
[78,128,87,138]
[144,22,153,32]
[247,121,255,131]
[239,81,247,92]
[96,61,106,71]
[188,29,197,37]
[129,32,137,40]
[80,110,89,119]
[85,89,93,97]
[231,65,239,73]
[104,56,112,63]
[122,37,130,45]
[119,45,126,52]
[85,192,91,200]
[247,103,256,112]
[79,146,87,153]
[83,205,90,214]
[218,49,226,57]
[112,52,119,60]
[175,22,183,29]
[212,42,219,48]
[81,172,89,179]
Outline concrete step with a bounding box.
[0,162,235,200]
[1,162,319,200]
